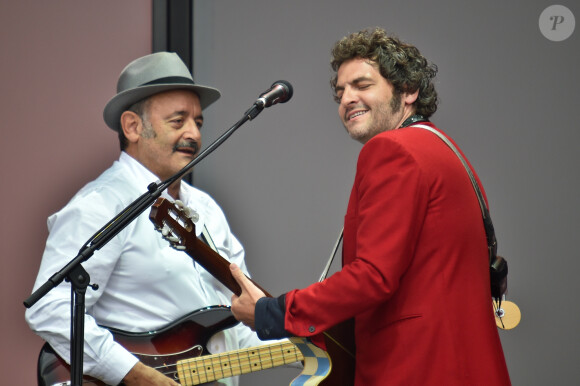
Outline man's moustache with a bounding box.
[173,141,199,155]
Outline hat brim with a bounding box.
[103,83,221,132]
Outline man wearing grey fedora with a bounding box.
[26,52,264,385]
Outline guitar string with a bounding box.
[191,342,298,383]
[168,342,301,384]
[155,349,279,383]
[146,341,301,384]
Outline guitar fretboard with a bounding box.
[176,340,302,385]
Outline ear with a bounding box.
[403,89,420,106]
[120,111,142,144]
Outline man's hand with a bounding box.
[122,361,179,385]
[230,263,267,329]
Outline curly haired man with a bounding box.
[230,28,511,385]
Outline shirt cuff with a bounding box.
[90,343,139,386]
[255,295,290,340]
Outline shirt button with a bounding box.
[308,326,316,333]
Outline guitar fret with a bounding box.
[237,347,252,374]
[178,356,195,385]
[268,343,276,368]
[229,350,243,376]
[210,354,226,380]
[218,353,233,378]
[202,355,215,382]
[249,347,263,371]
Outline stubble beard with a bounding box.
[345,94,404,144]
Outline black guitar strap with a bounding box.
[411,124,508,301]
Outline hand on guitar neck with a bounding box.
[229,263,267,330]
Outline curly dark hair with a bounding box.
[330,28,438,117]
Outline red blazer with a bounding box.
[284,123,510,385]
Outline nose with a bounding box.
[338,87,359,119]
[340,86,359,107]
[183,118,202,142]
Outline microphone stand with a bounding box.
[23,102,266,386]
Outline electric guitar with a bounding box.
[37,305,306,385]
[149,198,356,386]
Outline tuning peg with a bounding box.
[184,207,199,223]
[175,200,199,223]
[167,236,180,244]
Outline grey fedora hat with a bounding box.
[103,52,221,132]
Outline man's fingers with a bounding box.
[230,264,257,329]
[230,263,250,289]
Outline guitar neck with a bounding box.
[176,340,302,385]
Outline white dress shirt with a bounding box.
[26,152,262,385]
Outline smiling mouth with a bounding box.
[347,110,368,121]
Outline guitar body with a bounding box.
[319,319,356,386]
[37,306,237,386]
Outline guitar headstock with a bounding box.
[149,197,272,297]
[149,198,200,251]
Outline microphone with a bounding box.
[256,80,293,108]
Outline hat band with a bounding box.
[142,76,195,86]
